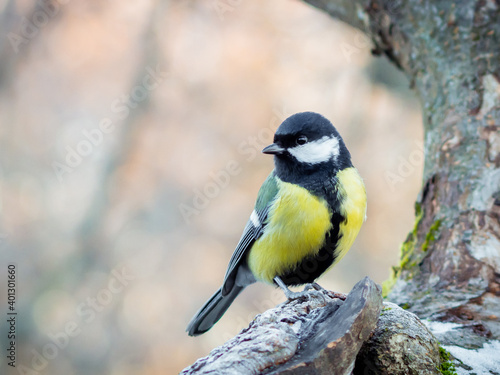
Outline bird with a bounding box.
[186,111,366,336]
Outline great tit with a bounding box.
[187,111,366,336]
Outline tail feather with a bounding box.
[186,286,244,336]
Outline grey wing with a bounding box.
[220,207,270,296]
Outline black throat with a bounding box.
[273,150,353,197]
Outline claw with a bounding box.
[302,282,348,301]
[304,282,325,292]
[274,277,330,304]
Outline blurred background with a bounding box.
[0,1,423,374]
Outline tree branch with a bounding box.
[182,278,382,374]
[182,278,448,374]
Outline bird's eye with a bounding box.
[296,136,308,145]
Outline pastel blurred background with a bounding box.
[0,1,423,374]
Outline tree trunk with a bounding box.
[305,0,500,346]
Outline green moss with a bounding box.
[415,201,422,216]
[438,347,457,375]
[389,206,423,284]
[401,302,411,310]
[381,305,393,315]
[382,266,399,298]
[422,219,442,252]
[382,223,419,297]
[382,204,444,297]
[400,203,424,266]
[400,239,415,269]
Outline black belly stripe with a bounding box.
[276,170,348,286]
[278,210,345,286]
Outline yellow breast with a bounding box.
[247,168,366,285]
[247,178,332,284]
[334,167,367,262]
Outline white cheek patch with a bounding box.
[288,136,339,164]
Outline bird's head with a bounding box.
[262,112,352,182]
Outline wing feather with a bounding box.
[221,172,278,295]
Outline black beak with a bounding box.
[262,143,285,155]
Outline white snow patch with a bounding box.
[424,321,500,374]
[443,340,500,375]
[423,320,462,335]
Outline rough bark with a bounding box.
[354,302,441,375]
[181,277,384,375]
[182,280,446,374]
[305,0,500,348]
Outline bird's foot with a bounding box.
[304,282,347,300]
[274,277,328,303]
[303,282,326,292]
[284,289,325,302]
